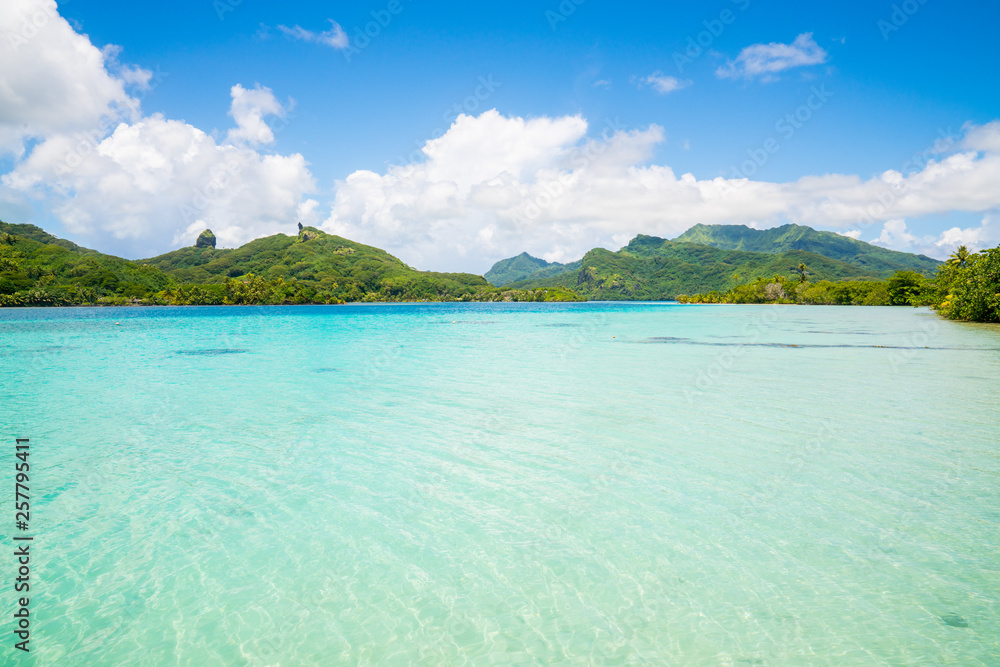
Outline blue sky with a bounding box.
[1,0,999,271]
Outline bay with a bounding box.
[1,303,998,665]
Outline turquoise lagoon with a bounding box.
[1,303,998,665]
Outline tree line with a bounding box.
[677,246,1000,323]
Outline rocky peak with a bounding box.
[195,229,217,249]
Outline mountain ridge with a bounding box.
[2,220,944,305]
[673,223,939,275]
[0,222,577,305]
[485,223,941,297]
[484,252,565,287]
[505,237,882,300]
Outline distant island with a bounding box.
[0,220,996,322]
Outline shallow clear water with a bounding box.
[1,303,998,666]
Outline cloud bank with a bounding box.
[0,0,144,157]
[324,111,1000,271]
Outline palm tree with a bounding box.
[791,263,808,283]
[947,245,970,268]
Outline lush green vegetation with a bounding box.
[489,224,942,294]
[142,227,506,303]
[936,246,1000,322]
[154,273,580,306]
[0,223,175,306]
[673,223,940,276]
[676,244,1000,324]
[508,234,888,300]
[484,252,565,287]
[5,219,993,320]
[0,222,581,306]
[675,271,935,306]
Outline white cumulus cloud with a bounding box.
[961,120,1000,153]
[226,84,289,146]
[323,112,1000,272]
[5,110,316,257]
[872,218,917,250]
[0,0,146,157]
[0,1,318,258]
[869,216,998,258]
[717,33,828,81]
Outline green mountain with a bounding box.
[0,221,176,305]
[0,222,579,306]
[673,223,940,276]
[0,221,95,252]
[141,226,502,302]
[484,252,565,287]
[508,234,895,300]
